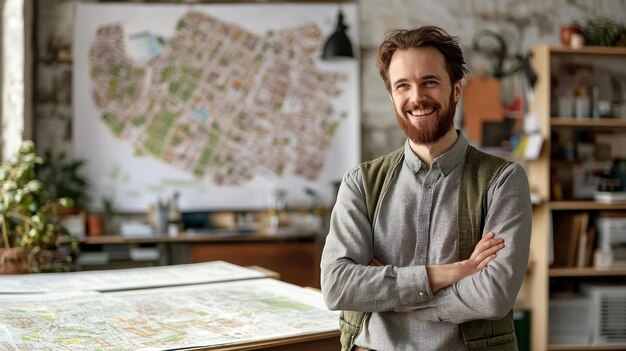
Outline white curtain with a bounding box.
[1,0,32,161]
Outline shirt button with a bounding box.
[418,292,425,297]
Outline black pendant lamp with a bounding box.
[321,10,354,60]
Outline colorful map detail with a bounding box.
[0,279,338,351]
[89,11,347,185]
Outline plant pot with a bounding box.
[560,25,582,47]
[0,247,31,274]
[58,205,82,217]
[87,213,104,236]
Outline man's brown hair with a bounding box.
[376,25,469,91]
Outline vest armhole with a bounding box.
[458,146,511,260]
[359,147,404,228]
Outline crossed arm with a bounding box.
[320,164,531,323]
[370,232,504,294]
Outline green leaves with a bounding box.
[37,150,89,208]
[19,140,35,155]
[0,140,71,252]
[59,198,74,208]
[25,180,43,193]
[577,17,626,47]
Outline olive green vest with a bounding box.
[338,145,518,351]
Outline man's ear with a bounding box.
[453,80,462,103]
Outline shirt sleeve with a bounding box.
[408,163,532,323]
[320,167,433,313]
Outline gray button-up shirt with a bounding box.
[321,133,532,351]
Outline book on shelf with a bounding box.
[552,212,589,267]
[577,230,587,268]
[584,225,598,267]
[576,213,590,268]
[549,211,554,265]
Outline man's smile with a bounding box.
[407,107,436,118]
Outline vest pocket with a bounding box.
[464,331,517,350]
[461,312,518,351]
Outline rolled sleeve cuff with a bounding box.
[397,265,433,305]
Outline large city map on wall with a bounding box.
[74,3,359,211]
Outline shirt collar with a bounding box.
[403,139,423,174]
[403,130,469,175]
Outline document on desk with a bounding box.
[0,278,339,351]
[0,325,19,351]
[0,261,266,294]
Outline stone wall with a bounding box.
[34,0,626,160]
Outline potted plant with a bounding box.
[37,149,89,214]
[0,141,77,273]
[576,17,626,47]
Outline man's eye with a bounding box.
[396,83,409,90]
[425,80,438,86]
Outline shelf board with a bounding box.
[550,201,626,210]
[548,344,626,350]
[549,46,626,56]
[549,267,626,277]
[551,117,626,129]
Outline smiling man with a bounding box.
[320,26,531,351]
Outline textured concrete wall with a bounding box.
[358,0,626,159]
[34,0,626,160]
[35,0,82,155]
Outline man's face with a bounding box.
[388,47,462,145]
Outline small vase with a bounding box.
[87,213,105,236]
[560,25,582,47]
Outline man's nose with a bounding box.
[409,86,424,103]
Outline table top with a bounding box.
[0,265,339,351]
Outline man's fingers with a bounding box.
[471,236,504,259]
[473,232,495,249]
[476,254,497,270]
[473,243,504,263]
[477,232,495,244]
[476,233,499,249]
[468,232,505,273]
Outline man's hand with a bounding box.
[426,232,504,294]
[367,232,503,295]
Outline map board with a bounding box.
[0,261,266,293]
[73,3,360,211]
[0,278,339,351]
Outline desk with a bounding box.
[0,262,340,350]
[191,331,340,350]
[80,229,321,287]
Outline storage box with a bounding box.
[549,296,592,344]
[581,284,626,344]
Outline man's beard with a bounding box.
[395,93,456,145]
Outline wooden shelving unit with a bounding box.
[549,267,626,277]
[549,201,626,210]
[551,117,626,129]
[548,46,626,56]
[548,344,626,351]
[524,45,626,351]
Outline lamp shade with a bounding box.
[321,10,354,59]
